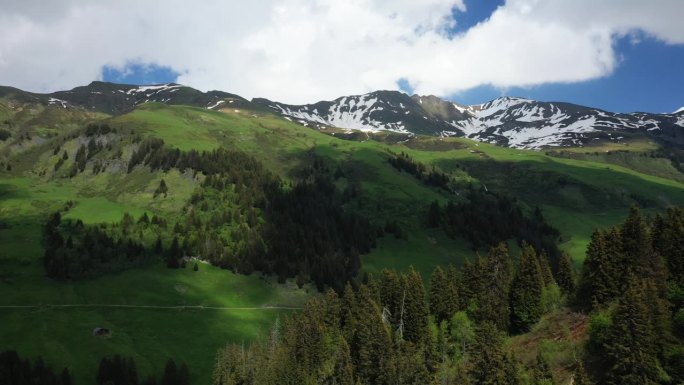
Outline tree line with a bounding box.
[428,187,561,270]
[388,151,453,192]
[97,356,189,385]
[0,350,71,385]
[577,206,684,384]
[213,206,684,384]
[45,139,378,289]
[213,242,571,385]
[0,350,190,385]
[43,211,151,280]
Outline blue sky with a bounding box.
[4,0,682,113]
[448,33,684,113]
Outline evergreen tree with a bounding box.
[154,179,169,198]
[429,266,458,323]
[348,285,392,385]
[332,338,354,385]
[378,269,404,327]
[427,201,441,228]
[503,354,521,385]
[533,351,554,385]
[166,237,180,269]
[61,368,72,385]
[555,252,575,294]
[509,244,544,333]
[154,236,162,254]
[578,229,620,309]
[475,243,513,331]
[469,322,507,385]
[603,277,663,385]
[402,268,429,344]
[537,250,555,287]
[160,359,178,385]
[658,207,684,284]
[620,206,650,263]
[446,264,465,311]
[573,361,592,385]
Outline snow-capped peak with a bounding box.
[675,106,684,114]
[252,91,684,150]
[474,96,533,118]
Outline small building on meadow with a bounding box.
[92,327,112,338]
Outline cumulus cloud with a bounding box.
[0,0,682,103]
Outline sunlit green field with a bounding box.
[0,175,309,385]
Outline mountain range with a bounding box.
[1,81,683,149]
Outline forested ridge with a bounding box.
[43,138,377,289]
[211,207,684,385]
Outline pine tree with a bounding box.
[509,244,544,333]
[427,201,441,228]
[469,322,507,385]
[178,363,190,385]
[166,237,180,269]
[620,206,650,264]
[429,266,458,323]
[476,243,513,331]
[154,235,164,254]
[578,229,621,309]
[446,264,464,311]
[503,354,522,385]
[658,207,684,284]
[154,179,169,198]
[603,277,663,385]
[402,268,429,345]
[340,283,357,342]
[378,269,403,327]
[537,250,555,287]
[160,359,178,385]
[555,252,575,294]
[349,285,392,385]
[573,361,592,385]
[333,338,355,385]
[461,257,485,312]
[61,368,72,385]
[533,351,554,385]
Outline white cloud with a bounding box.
[0,0,682,103]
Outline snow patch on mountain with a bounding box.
[475,97,533,118]
[48,97,68,108]
[268,93,410,133]
[506,116,598,148]
[126,84,182,95]
[207,100,225,109]
[676,115,684,127]
[257,91,684,149]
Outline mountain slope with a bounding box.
[2,98,684,384]
[50,81,251,114]
[3,82,682,150]
[253,91,469,136]
[257,92,684,149]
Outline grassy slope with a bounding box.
[2,102,683,383]
[0,174,309,385]
[110,104,684,265]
